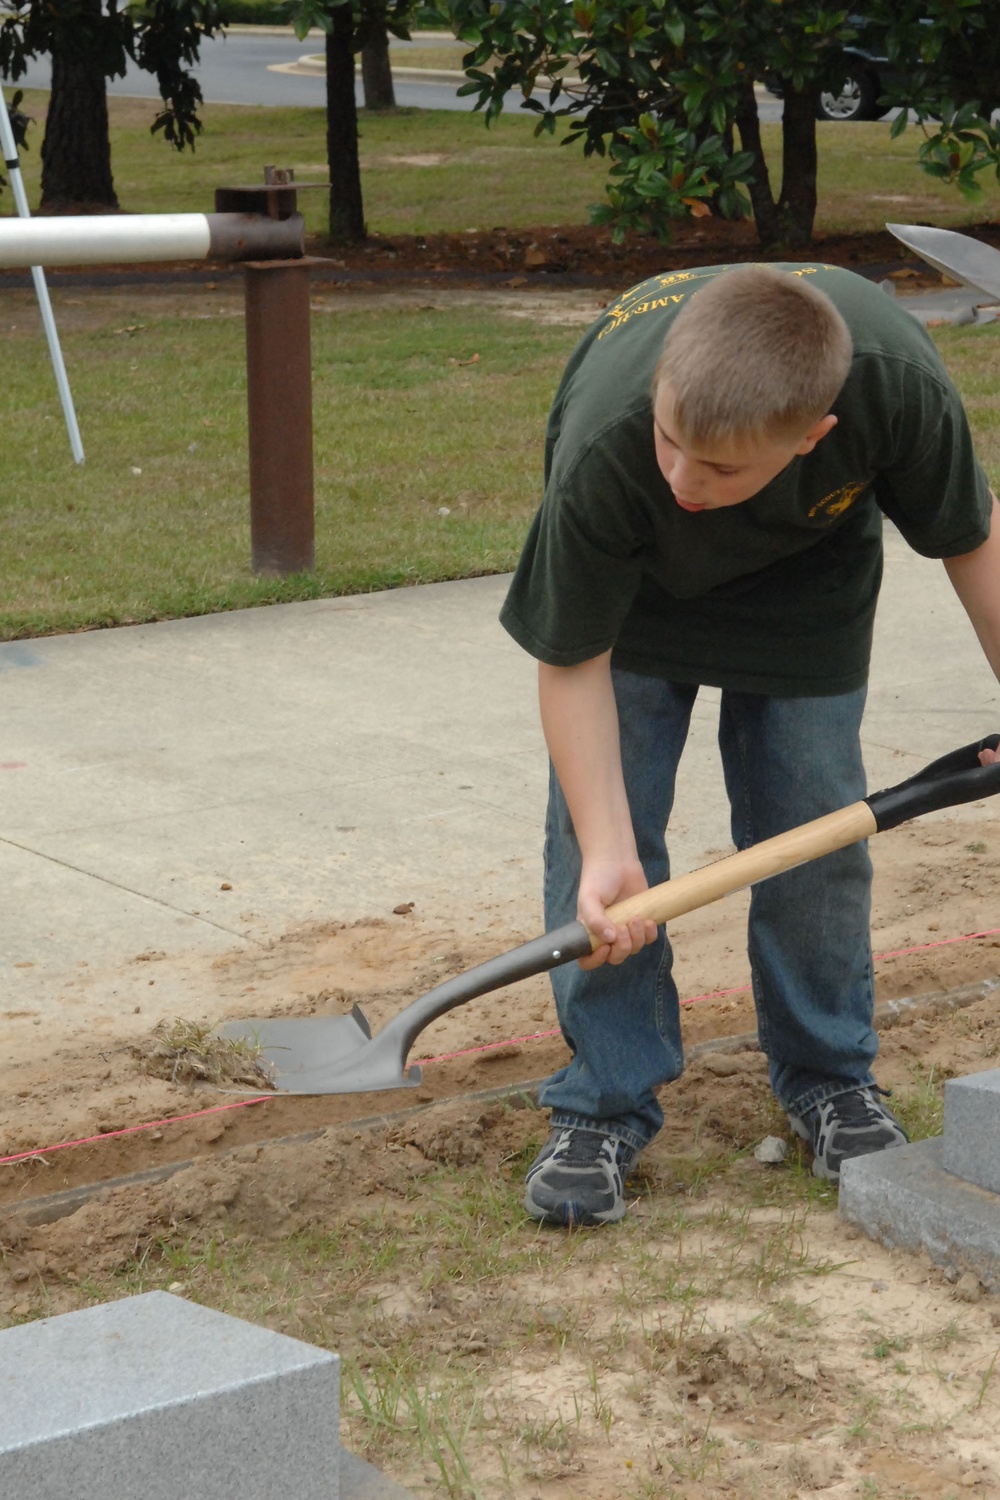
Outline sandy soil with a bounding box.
[2,813,999,1207]
[2,818,1000,1496]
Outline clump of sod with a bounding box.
[135,1018,276,1089]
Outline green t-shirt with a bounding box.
[500,263,993,696]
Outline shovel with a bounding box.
[886,222,1000,306]
[221,735,1000,1095]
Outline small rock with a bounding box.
[754,1135,788,1165]
[393,902,415,915]
[954,1271,982,1304]
[702,1052,748,1077]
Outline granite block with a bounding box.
[839,1137,1000,1291]
[942,1067,1000,1195]
[0,1291,340,1500]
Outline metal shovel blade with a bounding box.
[219,1003,422,1094]
[886,222,1000,303]
[218,921,591,1095]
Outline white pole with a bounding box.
[0,213,213,267]
[0,212,304,267]
[0,90,84,464]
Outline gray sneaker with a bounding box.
[524,1125,638,1226]
[788,1086,908,1182]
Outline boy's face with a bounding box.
[652,383,837,513]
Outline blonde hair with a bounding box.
[651,265,853,446]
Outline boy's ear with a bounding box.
[795,413,838,455]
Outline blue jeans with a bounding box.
[541,670,877,1151]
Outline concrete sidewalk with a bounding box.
[2,524,1000,1046]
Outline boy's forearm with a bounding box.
[943,492,1000,684]
[537,654,637,865]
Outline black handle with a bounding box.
[865,734,1000,832]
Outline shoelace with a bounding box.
[826,1087,891,1126]
[555,1129,613,1166]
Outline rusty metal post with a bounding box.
[243,260,315,576]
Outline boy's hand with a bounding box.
[980,744,1000,765]
[577,859,659,971]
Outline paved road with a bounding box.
[7,31,524,111]
[5,28,785,118]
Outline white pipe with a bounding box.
[0,212,213,268]
[0,93,84,464]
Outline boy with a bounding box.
[500,262,1000,1227]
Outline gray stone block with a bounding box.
[839,1137,1000,1291]
[942,1067,1000,1194]
[0,1291,340,1500]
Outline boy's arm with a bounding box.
[538,654,658,969]
[943,491,1000,765]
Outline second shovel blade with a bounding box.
[886,222,1000,303]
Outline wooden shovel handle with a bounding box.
[598,800,877,948]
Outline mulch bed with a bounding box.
[302,216,1000,288]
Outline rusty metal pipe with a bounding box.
[0,212,304,268]
[244,260,315,576]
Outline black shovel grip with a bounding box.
[865,733,1000,832]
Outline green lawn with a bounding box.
[0,290,581,638]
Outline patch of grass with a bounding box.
[894,1065,947,1142]
[870,1331,913,1361]
[780,120,1000,235]
[10,92,614,237]
[345,1350,487,1499]
[0,292,580,638]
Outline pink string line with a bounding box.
[5,925,999,1169]
[0,1097,271,1167]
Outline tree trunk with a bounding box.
[776,85,818,247]
[326,4,366,243]
[40,7,118,212]
[733,79,780,247]
[361,22,395,110]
